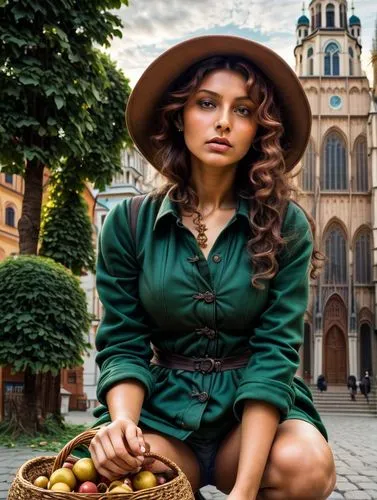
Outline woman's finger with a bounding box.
[125,424,145,459]
[136,426,146,453]
[91,434,139,477]
[100,431,137,472]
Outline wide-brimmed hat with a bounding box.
[126,35,311,172]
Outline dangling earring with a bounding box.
[177,126,183,132]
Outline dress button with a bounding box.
[212,254,222,263]
[203,291,215,303]
[195,327,216,340]
[198,392,209,403]
[193,291,216,303]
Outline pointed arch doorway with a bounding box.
[324,325,347,383]
[323,295,348,384]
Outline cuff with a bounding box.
[233,378,296,422]
[96,362,155,406]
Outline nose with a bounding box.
[215,110,231,132]
[215,119,230,132]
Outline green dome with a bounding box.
[297,15,310,26]
[349,14,361,26]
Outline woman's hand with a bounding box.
[89,416,153,480]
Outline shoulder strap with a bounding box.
[280,199,290,227]
[128,194,148,243]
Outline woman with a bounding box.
[90,35,336,499]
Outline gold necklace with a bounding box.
[192,211,208,249]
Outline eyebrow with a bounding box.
[196,89,253,102]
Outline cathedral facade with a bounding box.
[293,0,377,385]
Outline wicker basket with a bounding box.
[8,429,195,499]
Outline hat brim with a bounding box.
[126,35,311,172]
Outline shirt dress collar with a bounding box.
[153,192,250,231]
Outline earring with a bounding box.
[177,127,183,132]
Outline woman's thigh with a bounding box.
[213,419,336,499]
[140,428,201,492]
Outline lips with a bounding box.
[207,137,232,147]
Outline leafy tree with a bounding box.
[0,0,130,254]
[0,0,130,431]
[0,255,91,434]
[39,173,95,276]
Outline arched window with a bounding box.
[311,8,315,29]
[360,323,372,377]
[305,29,308,37]
[299,29,302,37]
[322,132,347,190]
[340,4,346,28]
[324,42,340,75]
[307,47,314,75]
[326,3,335,27]
[316,3,322,27]
[5,207,15,227]
[302,140,315,190]
[355,232,372,284]
[324,227,347,284]
[355,137,368,191]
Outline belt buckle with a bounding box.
[194,357,221,374]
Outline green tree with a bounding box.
[39,173,95,276]
[0,256,91,434]
[0,0,130,255]
[0,0,130,431]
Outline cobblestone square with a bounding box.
[1,415,376,499]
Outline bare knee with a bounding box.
[264,436,336,499]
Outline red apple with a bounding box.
[78,481,98,493]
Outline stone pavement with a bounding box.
[1,413,377,499]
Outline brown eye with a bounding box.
[198,99,215,109]
[236,106,251,116]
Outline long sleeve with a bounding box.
[233,202,314,421]
[95,200,154,406]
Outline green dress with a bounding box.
[93,193,327,442]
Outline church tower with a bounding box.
[293,1,375,385]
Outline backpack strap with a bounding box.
[127,194,148,244]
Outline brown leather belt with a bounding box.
[150,345,251,374]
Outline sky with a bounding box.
[108,0,377,88]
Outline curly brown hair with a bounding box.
[150,55,325,289]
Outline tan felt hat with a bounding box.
[126,35,311,172]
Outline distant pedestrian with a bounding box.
[360,370,371,403]
[317,374,328,392]
[347,375,357,401]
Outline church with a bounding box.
[293,0,377,385]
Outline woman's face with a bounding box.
[182,68,258,170]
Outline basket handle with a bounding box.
[52,429,183,476]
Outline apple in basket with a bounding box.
[72,457,97,482]
[32,455,176,493]
[132,471,157,490]
[78,481,98,493]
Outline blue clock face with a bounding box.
[330,95,342,109]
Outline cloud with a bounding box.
[107,0,377,87]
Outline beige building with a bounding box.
[0,172,24,261]
[293,0,377,385]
